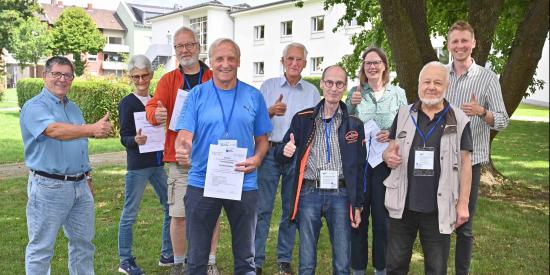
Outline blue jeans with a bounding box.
[351,163,390,271]
[118,166,172,261]
[297,186,351,275]
[25,173,95,275]
[185,186,257,275]
[255,147,297,267]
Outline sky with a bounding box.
[39,0,278,10]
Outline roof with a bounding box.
[230,0,296,15]
[40,3,125,31]
[149,0,246,21]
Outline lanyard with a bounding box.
[322,106,337,163]
[363,135,372,192]
[409,104,450,147]
[213,81,238,136]
[182,67,203,91]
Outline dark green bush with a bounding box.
[16,78,133,134]
[302,76,321,96]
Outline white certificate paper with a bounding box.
[168,89,188,131]
[204,144,248,200]
[363,120,389,167]
[133,111,165,153]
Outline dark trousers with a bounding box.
[351,163,390,271]
[386,209,450,275]
[455,164,481,275]
[184,186,258,275]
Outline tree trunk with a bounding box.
[499,0,549,118]
[468,0,504,67]
[379,0,438,102]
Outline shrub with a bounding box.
[16,78,132,134]
[303,76,321,95]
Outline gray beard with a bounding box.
[419,95,444,106]
[179,56,199,68]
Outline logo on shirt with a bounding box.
[345,130,359,143]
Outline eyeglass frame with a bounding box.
[130,73,152,82]
[173,42,199,51]
[47,71,75,80]
[322,79,346,89]
[363,60,384,67]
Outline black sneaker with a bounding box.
[278,262,293,275]
[159,254,175,267]
[118,257,144,275]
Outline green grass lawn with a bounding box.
[0,111,123,165]
[0,88,18,108]
[511,103,549,118]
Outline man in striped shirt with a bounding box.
[445,20,509,275]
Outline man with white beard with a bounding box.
[382,61,473,275]
[145,27,221,275]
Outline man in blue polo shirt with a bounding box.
[20,56,112,274]
[174,38,272,274]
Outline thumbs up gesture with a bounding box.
[350,86,362,106]
[135,128,147,145]
[268,94,287,117]
[383,141,402,169]
[283,133,297,157]
[155,100,168,124]
[175,139,192,167]
[461,93,484,117]
[91,112,113,138]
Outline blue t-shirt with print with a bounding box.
[176,79,272,190]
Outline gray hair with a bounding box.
[174,26,197,42]
[127,54,152,73]
[208,38,241,59]
[418,61,449,84]
[45,56,74,73]
[282,42,308,58]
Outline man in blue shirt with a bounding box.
[174,38,272,274]
[255,42,320,275]
[20,56,112,274]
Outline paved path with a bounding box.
[0,151,126,180]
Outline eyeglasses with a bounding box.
[364,60,384,67]
[174,42,198,51]
[49,71,75,80]
[323,80,346,89]
[130,73,151,81]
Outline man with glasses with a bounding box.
[255,42,320,275]
[20,56,112,274]
[275,65,365,274]
[117,55,173,274]
[145,26,221,275]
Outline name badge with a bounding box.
[414,147,435,176]
[320,170,339,189]
[218,139,237,148]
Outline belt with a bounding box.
[31,170,86,182]
[269,141,283,147]
[303,178,346,188]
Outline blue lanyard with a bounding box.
[322,106,336,163]
[213,81,238,136]
[363,136,372,192]
[409,104,450,147]
[183,67,203,91]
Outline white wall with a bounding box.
[233,0,358,88]
[151,14,190,70]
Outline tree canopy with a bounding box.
[9,17,52,71]
[50,7,105,76]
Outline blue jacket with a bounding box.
[275,99,367,222]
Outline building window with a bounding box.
[167,33,172,45]
[190,16,207,53]
[311,16,324,32]
[281,21,293,36]
[87,54,97,62]
[254,25,265,40]
[310,57,324,73]
[347,18,358,27]
[254,62,264,76]
[107,36,123,44]
[104,52,123,62]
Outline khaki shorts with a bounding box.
[166,163,188,218]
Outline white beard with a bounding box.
[180,55,199,68]
[419,95,444,106]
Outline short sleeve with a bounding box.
[21,101,56,140]
[460,122,473,152]
[254,93,273,136]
